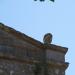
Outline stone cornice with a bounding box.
[48,61,69,69]
[0,23,68,54]
[0,56,69,69]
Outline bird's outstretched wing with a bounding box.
[34,0,55,2]
[50,0,54,2]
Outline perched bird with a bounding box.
[43,33,52,44]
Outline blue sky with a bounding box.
[0,0,75,75]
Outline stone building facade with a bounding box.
[0,23,69,75]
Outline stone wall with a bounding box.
[0,28,68,75]
[0,59,35,75]
[0,29,44,62]
[46,49,65,62]
[0,60,65,75]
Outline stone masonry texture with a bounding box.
[0,23,69,75]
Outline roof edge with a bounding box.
[0,23,68,54]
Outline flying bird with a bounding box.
[50,0,54,2]
[34,0,55,2]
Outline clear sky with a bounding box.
[0,0,75,75]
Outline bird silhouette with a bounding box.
[34,0,54,2]
[50,0,54,2]
[43,33,52,44]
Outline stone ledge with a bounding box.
[0,56,69,70]
[0,23,68,54]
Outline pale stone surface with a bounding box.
[0,69,3,73]
[10,70,14,75]
[55,69,59,75]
